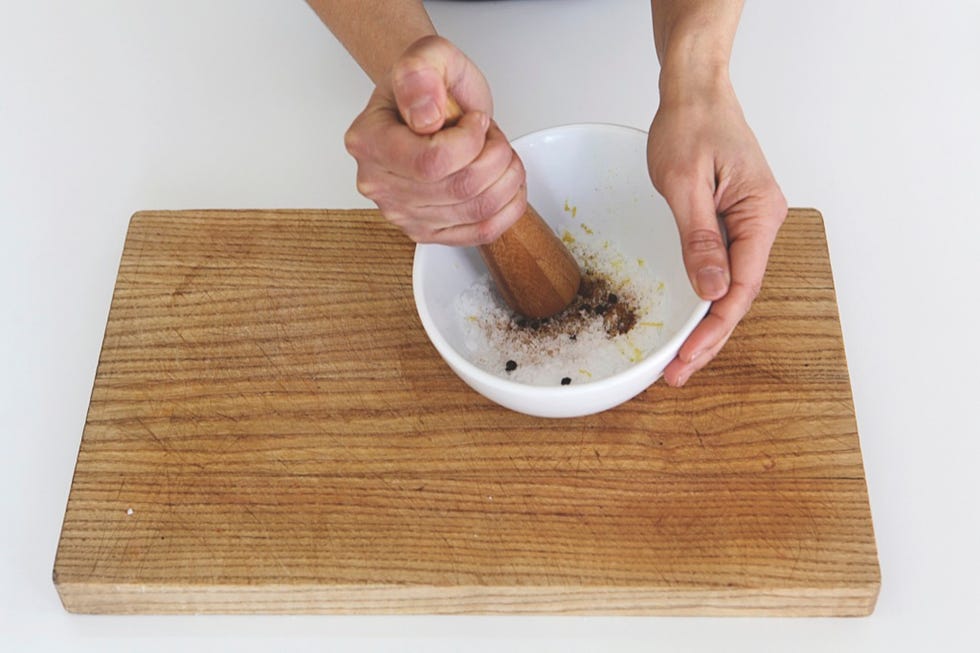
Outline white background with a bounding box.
[2,1,979,650]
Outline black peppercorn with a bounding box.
[505,360,517,372]
[560,377,572,385]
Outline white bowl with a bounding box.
[413,123,709,418]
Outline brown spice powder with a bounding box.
[507,269,639,342]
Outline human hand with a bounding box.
[648,78,787,387]
[343,35,527,245]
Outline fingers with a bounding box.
[664,198,786,387]
[355,121,514,204]
[660,172,732,302]
[661,279,754,387]
[346,100,489,183]
[349,111,526,244]
[377,146,526,243]
[389,35,494,134]
[426,183,528,246]
[392,63,450,134]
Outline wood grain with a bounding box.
[53,208,880,615]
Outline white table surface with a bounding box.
[3,1,978,651]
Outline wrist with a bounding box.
[652,1,741,106]
[658,56,732,108]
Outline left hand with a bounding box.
[647,78,787,387]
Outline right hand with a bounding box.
[344,35,527,246]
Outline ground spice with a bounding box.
[505,269,639,341]
[455,223,666,387]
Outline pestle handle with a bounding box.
[442,98,581,318]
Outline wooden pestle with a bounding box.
[441,98,582,319]
[478,203,583,319]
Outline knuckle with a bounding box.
[380,206,410,229]
[735,278,764,304]
[405,34,448,57]
[661,166,692,188]
[414,144,452,182]
[382,209,404,227]
[412,225,443,244]
[355,175,379,200]
[511,150,527,180]
[449,167,481,201]
[470,188,504,222]
[653,164,698,197]
[472,195,524,245]
[503,149,526,186]
[773,193,789,224]
[466,159,522,221]
[484,134,512,163]
[685,228,726,253]
[343,126,365,158]
[382,208,434,245]
[472,220,502,246]
[765,185,789,221]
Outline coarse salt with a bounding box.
[455,225,667,386]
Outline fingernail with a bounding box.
[696,267,728,299]
[407,97,439,130]
[675,369,691,387]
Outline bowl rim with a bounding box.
[412,122,711,399]
[511,120,648,142]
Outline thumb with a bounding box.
[389,36,491,135]
[667,186,731,301]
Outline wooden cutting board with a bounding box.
[54,208,879,615]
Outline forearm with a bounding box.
[305,0,436,83]
[650,0,743,100]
